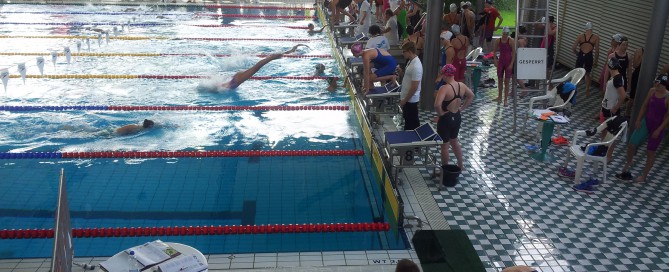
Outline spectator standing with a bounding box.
[399,42,423,130]
[481,0,502,53]
[381,9,400,47]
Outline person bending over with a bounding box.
[115,119,155,136]
[330,0,355,26]
[220,44,307,89]
[616,73,669,183]
[435,64,474,171]
[351,43,397,94]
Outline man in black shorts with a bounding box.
[572,22,599,96]
[330,0,355,26]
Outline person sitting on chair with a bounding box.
[115,119,155,136]
[220,44,308,89]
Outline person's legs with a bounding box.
[330,0,340,24]
[503,77,510,106]
[440,142,450,166]
[402,102,419,130]
[495,65,503,102]
[636,150,656,182]
[232,54,282,87]
[621,143,638,172]
[450,138,464,170]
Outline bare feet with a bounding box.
[634,176,646,183]
[493,97,501,103]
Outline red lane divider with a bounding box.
[204,5,316,10]
[105,105,349,111]
[0,223,390,239]
[58,150,364,159]
[191,24,309,29]
[182,37,313,42]
[136,75,333,80]
[157,53,331,58]
[199,13,315,19]
[153,53,332,59]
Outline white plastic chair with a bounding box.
[524,68,586,132]
[466,47,483,61]
[563,117,627,184]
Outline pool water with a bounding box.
[0,3,407,258]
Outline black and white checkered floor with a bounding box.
[411,69,669,271]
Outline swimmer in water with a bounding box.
[220,44,309,89]
[307,23,328,34]
[314,63,337,92]
[114,119,155,136]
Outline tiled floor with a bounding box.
[408,68,669,271]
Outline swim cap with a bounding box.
[584,22,592,30]
[451,24,461,35]
[449,3,457,12]
[611,33,624,43]
[502,26,510,33]
[315,63,326,73]
[608,57,621,70]
[143,119,155,128]
[441,64,457,77]
[485,0,493,4]
[440,31,453,40]
[351,43,364,55]
[654,73,669,88]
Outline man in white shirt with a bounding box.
[365,25,390,49]
[399,41,422,130]
[381,9,399,47]
[354,0,372,36]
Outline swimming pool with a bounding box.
[0,3,407,258]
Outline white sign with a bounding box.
[516,48,547,80]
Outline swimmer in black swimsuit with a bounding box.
[221,44,308,89]
[572,22,600,96]
[434,64,474,171]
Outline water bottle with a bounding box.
[128,250,141,272]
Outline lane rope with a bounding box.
[0,22,310,29]
[0,150,365,159]
[7,75,335,80]
[0,11,315,19]
[0,52,332,58]
[0,223,390,239]
[0,35,315,42]
[0,105,349,112]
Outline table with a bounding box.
[531,120,555,162]
[530,111,569,162]
[465,63,490,97]
[99,242,207,272]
